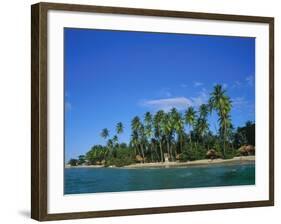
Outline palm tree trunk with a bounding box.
[150,145,153,162]
[154,144,160,162]
[159,140,163,162]
[173,144,176,161]
[178,134,182,154]
[140,143,145,163]
[166,140,170,161]
[223,119,227,157]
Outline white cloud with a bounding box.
[193,81,203,87]
[232,97,255,115]
[141,97,193,111]
[231,81,242,89]
[141,88,209,112]
[191,88,209,107]
[231,76,255,89]
[232,97,249,112]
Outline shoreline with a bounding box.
[124,156,255,168]
[65,156,255,169]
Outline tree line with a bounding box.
[68,84,255,167]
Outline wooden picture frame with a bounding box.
[31,2,274,221]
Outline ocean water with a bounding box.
[64,162,255,194]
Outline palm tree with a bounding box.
[162,112,173,161]
[209,84,232,156]
[139,123,146,162]
[116,122,123,135]
[195,117,209,141]
[106,139,113,158]
[153,110,165,162]
[144,112,153,161]
[100,128,109,140]
[112,135,118,146]
[131,116,145,162]
[199,104,209,119]
[197,104,210,148]
[170,108,184,156]
[131,131,139,156]
[100,128,110,157]
[185,107,197,143]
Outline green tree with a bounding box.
[199,104,209,119]
[162,112,173,161]
[185,107,197,143]
[131,130,139,156]
[195,118,209,142]
[196,104,210,145]
[209,84,232,157]
[116,122,124,135]
[112,135,119,147]
[170,108,184,156]
[144,112,154,161]
[153,110,165,162]
[106,139,114,158]
[100,128,109,140]
[68,158,78,166]
[77,155,86,165]
[131,116,145,162]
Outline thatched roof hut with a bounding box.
[238,145,247,156]
[239,145,255,156]
[135,155,144,163]
[245,145,255,155]
[206,149,218,160]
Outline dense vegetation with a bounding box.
[68,84,255,167]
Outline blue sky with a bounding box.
[64,28,255,161]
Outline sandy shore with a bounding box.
[65,156,255,169]
[123,156,255,168]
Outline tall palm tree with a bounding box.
[197,104,210,148]
[195,118,209,141]
[101,128,110,157]
[185,107,197,144]
[116,122,123,135]
[144,112,153,161]
[131,130,139,156]
[209,84,232,156]
[153,110,165,162]
[170,108,184,156]
[131,116,145,162]
[112,135,118,146]
[100,128,109,140]
[162,112,173,161]
[139,123,146,162]
[199,104,209,119]
[106,139,113,158]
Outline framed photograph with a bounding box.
[31,2,274,221]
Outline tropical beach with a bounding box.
[67,84,256,169]
[66,156,255,169]
[64,28,255,194]
[124,156,255,168]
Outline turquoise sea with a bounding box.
[64,162,255,194]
